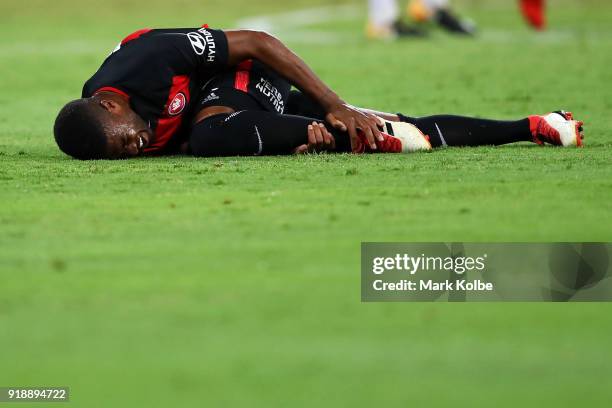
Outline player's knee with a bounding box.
[189,116,225,157]
[189,112,258,157]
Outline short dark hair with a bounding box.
[53,99,108,160]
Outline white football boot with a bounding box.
[374,118,433,153]
[355,118,432,153]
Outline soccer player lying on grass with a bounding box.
[53,27,584,159]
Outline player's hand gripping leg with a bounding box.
[293,122,336,154]
[325,103,385,152]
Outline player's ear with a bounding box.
[99,99,121,113]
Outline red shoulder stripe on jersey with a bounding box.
[121,28,152,45]
[201,24,209,28]
[94,87,130,100]
[234,60,253,93]
[145,75,191,153]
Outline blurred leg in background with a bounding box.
[408,0,476,35]
[520,0,546,30]
[367,0,426,39]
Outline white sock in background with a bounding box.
[368,0,399,28]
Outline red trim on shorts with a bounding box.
[121,28,152,45]
[234,60,253,93]
[94,87,130,100]
[144,75,191,153]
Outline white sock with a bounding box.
[368,0,399,27]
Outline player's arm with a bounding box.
[224,30,383,150]
[358,108,400,122]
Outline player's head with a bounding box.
[53,94,152,160]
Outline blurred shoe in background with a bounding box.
[408,0,476,35]
[520,0,546,30]
[366,20,427,39]
[367,0,426,39]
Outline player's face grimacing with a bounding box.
[97,96,153,159]
[103,115,152,159]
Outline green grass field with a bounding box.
[1,0,611,406]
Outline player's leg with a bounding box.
[397,114,532,147]
[286,91,583,149]
[368,0,399,37]
[289,88,512,146]
[396,111,583,147]
[359,106,584,148]
[285,90,327,120]
[283,92,584,151]
[362,107,584,147]
[367,0,426,39]
[189,110,352,157]
[409,0,475,35]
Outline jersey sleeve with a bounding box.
[152,27,229,73]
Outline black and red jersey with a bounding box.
[82,27,229,153]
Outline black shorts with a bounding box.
[196,59,291,114]
[197,85,263,112]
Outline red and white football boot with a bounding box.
[529,111,584,147]
[356,119,432,153]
